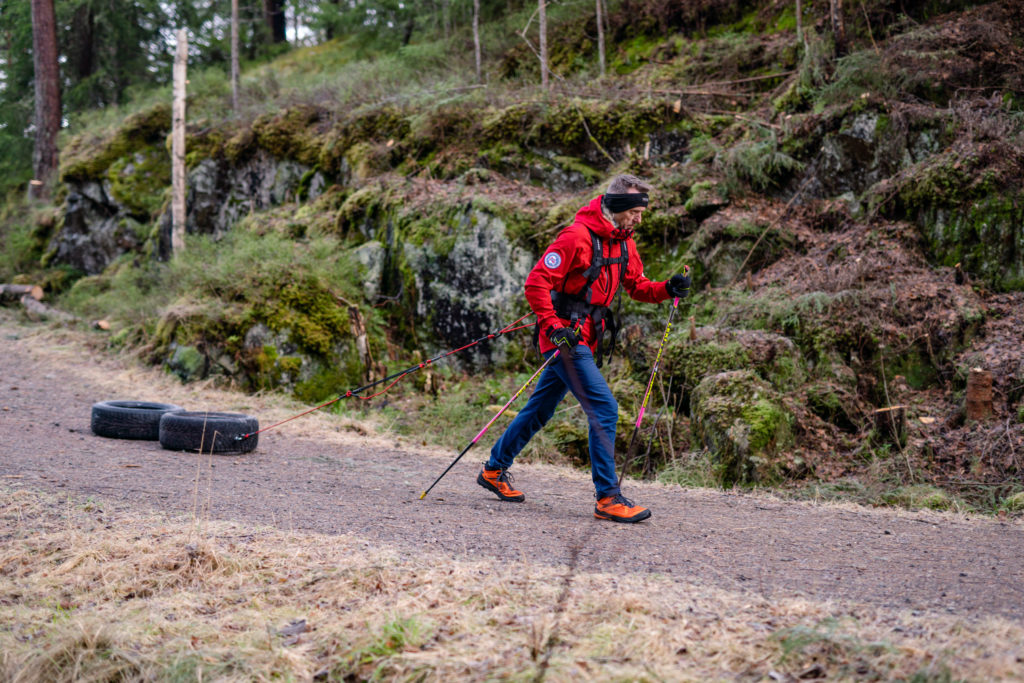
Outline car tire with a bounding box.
[91,400,184,440]
[158,411,259,454]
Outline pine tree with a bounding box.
[30,0,60,198]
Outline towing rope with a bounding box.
[236,313,534,440]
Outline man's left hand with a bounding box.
[667,269,691,297]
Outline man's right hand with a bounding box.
[549,326,580,350]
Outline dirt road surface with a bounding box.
[2,314,1022,622]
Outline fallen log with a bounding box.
[0,283,44,304]
[19,295,77,322]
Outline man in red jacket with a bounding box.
[477,174,691,522]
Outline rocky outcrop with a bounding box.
[186,154,326,238]
[403,205,534,368]
[50,181,149,275]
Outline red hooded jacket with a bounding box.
[526,195,671,354]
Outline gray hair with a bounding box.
[606,174,652,194]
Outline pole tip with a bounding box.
[418,491,427,500]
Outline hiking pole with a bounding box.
[234,313,534,441]
[418,348,563,500]
[617,292,683,487]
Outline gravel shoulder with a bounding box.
[2,312,1022,622]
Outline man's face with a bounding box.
[610,187,646,230]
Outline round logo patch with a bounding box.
[543,252,562,270]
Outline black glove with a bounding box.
[667,271,692,297]
[548,326,579,350]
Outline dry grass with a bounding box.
[2,488,1022,682]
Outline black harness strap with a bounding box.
[537,229,630,367]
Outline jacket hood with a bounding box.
[574,195,617,239]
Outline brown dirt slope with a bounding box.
[0,311,1022,622]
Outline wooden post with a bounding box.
[873,406,906,447]
[966,367,993,421]
[231,0,240,111]
[171,29,188,256]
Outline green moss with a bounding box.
[669,339,751,391]
[257,276,350,356]
[167,344,206,382]
[252,105,325,167]
[106,145,171,218]
[742,398,792,454]
[914,194,1024,292]
[61,103,171,182]
[223,127,257,164]
[690,369,796,487]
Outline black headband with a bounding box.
[603,193,649,213]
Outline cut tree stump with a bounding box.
[966,367,993,421]
[873,405,906,447]
[0,284,44,303]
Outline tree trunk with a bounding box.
[538,0,549,89]
[830,0,846,55]
[263,0,286,43]
[30,0,60,199]
[68,3,95,81]
[596,0,606,78]
[473,0,482,83]
[231,0,240,111]
[442,0,451,40]
[171,29,188,256]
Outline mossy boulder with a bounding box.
[60,104,171,183]
[166,343,207,382]
[690,370,796,487]
[802,109,904,201]
[668,326,804,394]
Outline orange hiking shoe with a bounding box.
[477,465,525,502]
[594,494,651,523]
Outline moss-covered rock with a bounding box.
[106,145,170,218]
[667,325,804,397]
[690,369,796,486]
[61,104,171,182]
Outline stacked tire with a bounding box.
[158,411,258,454]
[91,401,184,441]
[91,400,258,454]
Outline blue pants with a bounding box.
[487,346,620,499]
